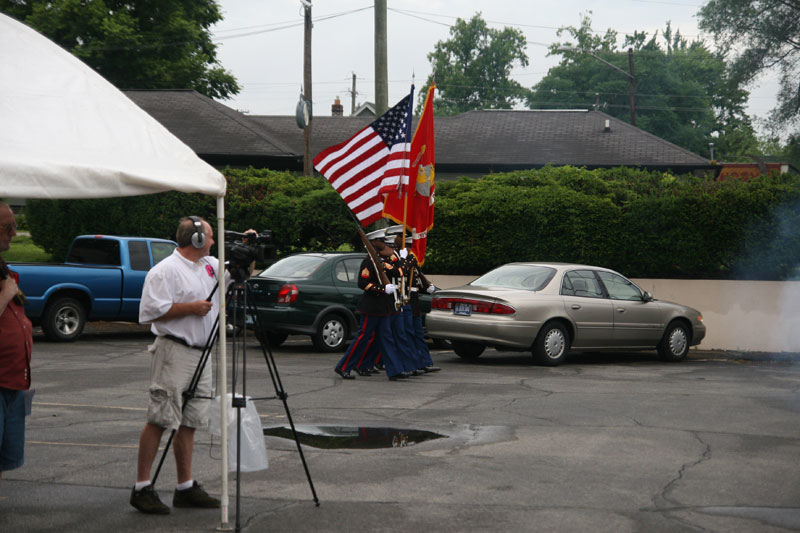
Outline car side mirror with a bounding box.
[642,291,653,302]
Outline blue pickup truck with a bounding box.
[10,235,176,341]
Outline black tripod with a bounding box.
[150,276,319,531]
[227,277,320,531]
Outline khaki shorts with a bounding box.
[146,336,212,430]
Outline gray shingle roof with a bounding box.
[249,109,710,171]
[125,90,712,173]
[123,90,295,157]
[435,109,710,168]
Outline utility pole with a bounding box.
[351,72,357,115]
[303,2,313,176]
[374,0,388,115]
[557,45,636,126]
[627,48,636,127]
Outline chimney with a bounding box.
[331,96,344,117]
[603,119,611,133]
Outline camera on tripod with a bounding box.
[225,230,275,281]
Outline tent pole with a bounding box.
[217,195,230,528]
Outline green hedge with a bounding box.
[24,166,800,279]
[424,167,800,279]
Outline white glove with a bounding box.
[385,283,397,295]
[399,248,409,259]
[426,285,436,294]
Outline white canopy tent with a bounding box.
[0,13,232,526]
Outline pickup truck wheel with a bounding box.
[312,313,348,352]
[42,297,86,342]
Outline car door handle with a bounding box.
[616,308,626,313]
[571,304,581,310]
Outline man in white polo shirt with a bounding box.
[130,216,228,514]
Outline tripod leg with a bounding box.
[150,429,176,486]
[244,280,320,506]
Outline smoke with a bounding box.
[732,197,800,281]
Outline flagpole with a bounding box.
[399,82,415,250]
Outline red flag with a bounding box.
[313,93,413,227]
[383,85,435,264]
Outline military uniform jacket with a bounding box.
[356,257,394,316]
[402,252,430,316]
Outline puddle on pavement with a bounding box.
[263,425,447,449]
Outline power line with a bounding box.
[387,6,704,40]
[212,6,373,42]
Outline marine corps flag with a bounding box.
[383,85,435,264]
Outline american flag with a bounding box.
[313,93,413,227]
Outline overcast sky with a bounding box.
[211,0,779,129]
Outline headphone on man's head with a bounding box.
[188,216,206,248]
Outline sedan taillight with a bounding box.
[277,284,299,303]
[432,296,515,315]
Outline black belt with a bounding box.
[163,334,205,351]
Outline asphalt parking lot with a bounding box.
[1,323,799,532]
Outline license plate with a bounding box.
[454,302,472,316]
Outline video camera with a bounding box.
[225,229,275,281]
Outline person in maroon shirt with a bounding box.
[0,201,33,479]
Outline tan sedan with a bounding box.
[426,262,706,365]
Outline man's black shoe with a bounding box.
[355,368,372,377]
[388,373,408,381]
[173,481,220,508]
[369,367,381,374]
[411,369,425,376]
[130,485,170,514]
[334,367,355,380]
[423,365,441,372]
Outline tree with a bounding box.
[418,14,529,115]
[528,14,758,159]
[698,0,800,135]
[0,0,239,99]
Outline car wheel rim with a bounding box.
[56,308,79,335]
[544,329,565,359]
[669,328,687,356]
[322,321,344,348]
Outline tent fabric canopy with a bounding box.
[0,14,232,524]
[0,13,226,199]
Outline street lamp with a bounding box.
[557,45,636,126]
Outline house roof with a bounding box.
[125,90,713,174]
[249,109,712,172]
[352,102,376,117]
[123,90,297,164]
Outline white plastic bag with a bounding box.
[209,394,269,472]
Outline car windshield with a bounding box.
[470,264,556,291]
[260,255,325,279]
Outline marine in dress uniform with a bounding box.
[334,229,407,381]
[379,235,424,375]
[397,234,441,373]
[386,225,441,374]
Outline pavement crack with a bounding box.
[655,430,712,510]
